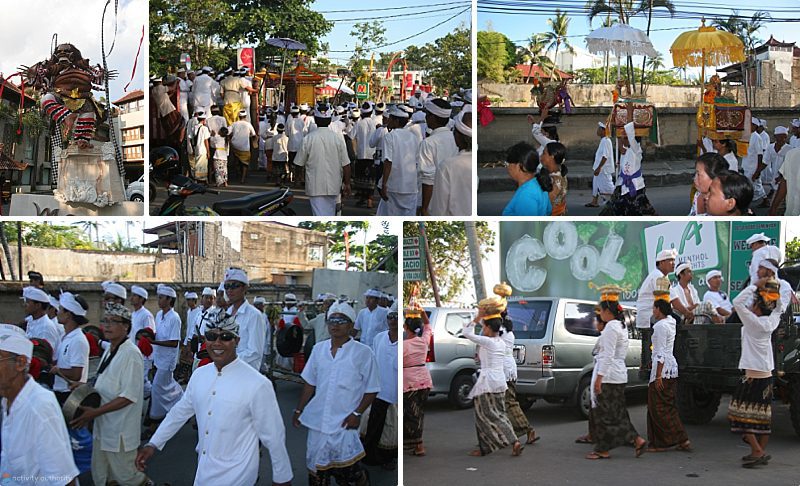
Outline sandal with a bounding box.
[526,430,541,444]
[586,451,610,460]
[468,449,484,457]
[575,435,593,444]
[412,446,426,457]
[742,455,769,468]
[677,441,694,452]
[634,438,647,458]
[511,442,524,456]
[742,454,770,462]
[584,202,599,207]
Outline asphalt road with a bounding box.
[405,393,800,486]
[478,185,776,217]
[77,379,397,486]
[150,169,376,217]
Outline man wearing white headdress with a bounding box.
[763,126,792,202]
[636,249,676,329]
[230,109,257,183]
[191,67,215,118]
[352,102,378,208]
[377,106,420,216]
[52,292,90,404]
[293,301,379,486]
[746,233,781,285]
[223,267,267,371]
[0,324,79,485]
[147,284,183,436]
[131,284,156,398]
[587,121,615,207]
[429,106,473,216]
[418,98,458,216]
[177,68,192,121]
[295,103,352,216]
[299,293,337,348]
[744,118,767,201]
[23,286,61,357]
[790,119,800,148]
[355,288,389,352]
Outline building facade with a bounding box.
[113,90,145,183]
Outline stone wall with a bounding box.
[478,106,800,162]
[240,222,328,283]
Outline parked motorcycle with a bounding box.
[156,174,296,216]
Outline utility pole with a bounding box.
[418,222,441,307]
[465,221,487,301]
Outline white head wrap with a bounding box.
[202,287,215,297]
[775,126,788,136]
[792,119,800,128]
[23,286,50,303]
[48,296,59,309]
[411,111,426,123]
[675,263,692,276]
[314,104,332,118]
[598,121,606,129]
[455,105,472,137]
[706,270,723,281]
[0,324,32,359]
[656,249,677,262]
[131,285,148,299]
[364,288,382,298]
[224,267,249,284]
[59,292,87,317]
[185,291,199,300]
[253,296,266,305]
[285,293,297,302]
[388,106,409,119]
[104,283,127,300]
[758,259,779,275]
[746,233,771,246]
[752,117,761,127]
[157,284,177,298]
[327,301,357,322]
[424,99,452,118]
[299,103,310,111]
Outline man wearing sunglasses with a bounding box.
[293,301,379,486]
[137,313,293,485]
[222,267,267,372]
[147,284,183,437]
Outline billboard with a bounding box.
[499,221,780,302]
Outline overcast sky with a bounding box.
[0,0,145,102]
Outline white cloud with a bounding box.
[0,0,145,103]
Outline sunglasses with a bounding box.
[388,312,398,319]
[326,317,352,326]
[223,282,245,290]
[204,331,237,342]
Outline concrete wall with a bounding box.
[478,106,800,162]
[240,222,328,283]
[480,79,800,108]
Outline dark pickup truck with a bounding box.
[642,263,800,436]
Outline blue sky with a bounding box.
[310,0,472,64]
[478,0,799,71]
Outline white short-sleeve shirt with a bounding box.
[53,327,90,392]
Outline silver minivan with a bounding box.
[423,307,478,408]
[507,297,646,418]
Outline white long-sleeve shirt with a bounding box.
[149,358,293,485]
[462,322,507,397]
[354,305,389,351]
[733,285,782,373]
[418,127,458,187]
[229,299,267,371]
[191,74,215,108]
[749,244,781,285]
[649,316,678,383]
[636,268,667,328]
[26,314,61,358]
[287,115,307,153]
[353,117,377,159]
[1,378,79,485]
[531,122,555,156]
[384,127,420,195]
[742,131,765,175]
[299,339,379,434]
[295,127,350,197]
[429,151,472,216]
[130,306,155,342]
[501,330,517,382]
[595,319,629,384]
[617,121,645,195]
[373,331,398,404]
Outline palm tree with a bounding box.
[646,52,665,73]
[599,15,618,83]
[544,9,576,79]
[637,0,675,91]
[585,1,638,89]
[713,10,771,106]
[519,34,553,84]
[78,220,101,245]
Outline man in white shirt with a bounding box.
[221,70,256,125]
[23,286,61,358]
[191,67,215,117]
[702,270,732,323]
[762,126,792,207]
[747,233,780,285]
[0,325,79,485]
[636,249,676,329]
[362,303,398,468]
[206,105,228,137]
[354,288,389,351]
[790,119,800,149]
[757,119,773,196]
[223,267,267,371]
[295,103,352,216]
[148,284,183,435]
[258,114,272,171]
[755,259,795,313]
[293,301,379,486]
[191,112,211,183]
[230,110,257,183]
[771,147,800,216]
[588,121,615,207]
[378,106,419,216]
[137,310,293,485]
[177,68,192,121]
[287,105,307,181]
[185,287,215,348]
[743,119,767,201]
[418,98,457,216]
[271,123,290,183]
[239,68,257,123]
[130,284,156,398]
[185,291,202,338]
[298,293,336,354]
[51,291,90,404]
[352,102,377,208]
[429,107,472,216]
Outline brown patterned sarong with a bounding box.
[647,378,689,448]
[729,376,773,435]
[505,381,532,438]
[474,392,517,455]
[593,383,639,453]
[403,388,429,448]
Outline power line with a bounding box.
[316,1,469,14]
[325,5,469,24]
[327,6,470,53]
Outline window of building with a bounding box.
[123,145,143,160]
[307,245,322,262]
[123,127,143,142]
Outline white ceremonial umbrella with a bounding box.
[266,37,308,106]
[585,23,658,79]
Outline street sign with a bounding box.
[355,82,369,100]
[403,236,426,282]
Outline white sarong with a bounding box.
[309,195,337,216]
[149,367,183,419]
[306,428,365,472]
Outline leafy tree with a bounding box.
[636,0,675,91]
[426,26,470,95]
[349,21,387,81]
[297,221,396,272]
[477,31,516,82]
[712,10,771,106]
[402,222,495,304]
[517,34,553,84]
[646,52,665,74]
[786,238,800,263]
[5,222,96,250]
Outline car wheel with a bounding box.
[131,195,144,202]
[575,375,592,419]
[448,372,475,409]
[677,381,721,424]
